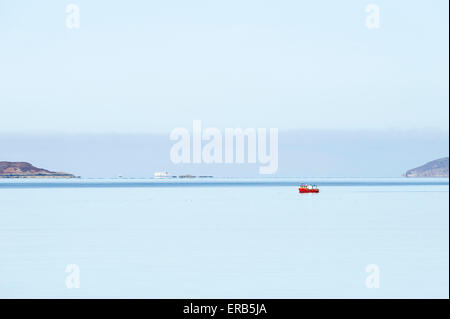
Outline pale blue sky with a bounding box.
[0,0,448,133]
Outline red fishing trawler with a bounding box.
[298,184,319,193]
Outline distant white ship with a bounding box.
[154,171,169,179]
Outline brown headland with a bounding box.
[0,161,76,178]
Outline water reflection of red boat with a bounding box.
[299,184,319,193]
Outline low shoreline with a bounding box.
[0,177,448,189]
[0,175,78,179]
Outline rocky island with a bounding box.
[0,161,76,178]
[403,157,449,177]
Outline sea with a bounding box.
[0,178,448,298]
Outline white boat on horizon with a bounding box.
[154,171,170,179]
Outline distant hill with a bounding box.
[0,162,76,178]
[403,157,449,177]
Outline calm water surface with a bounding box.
[0,178,448,298]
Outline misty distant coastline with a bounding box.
[2,156,449,180]
[1,130,448,178]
